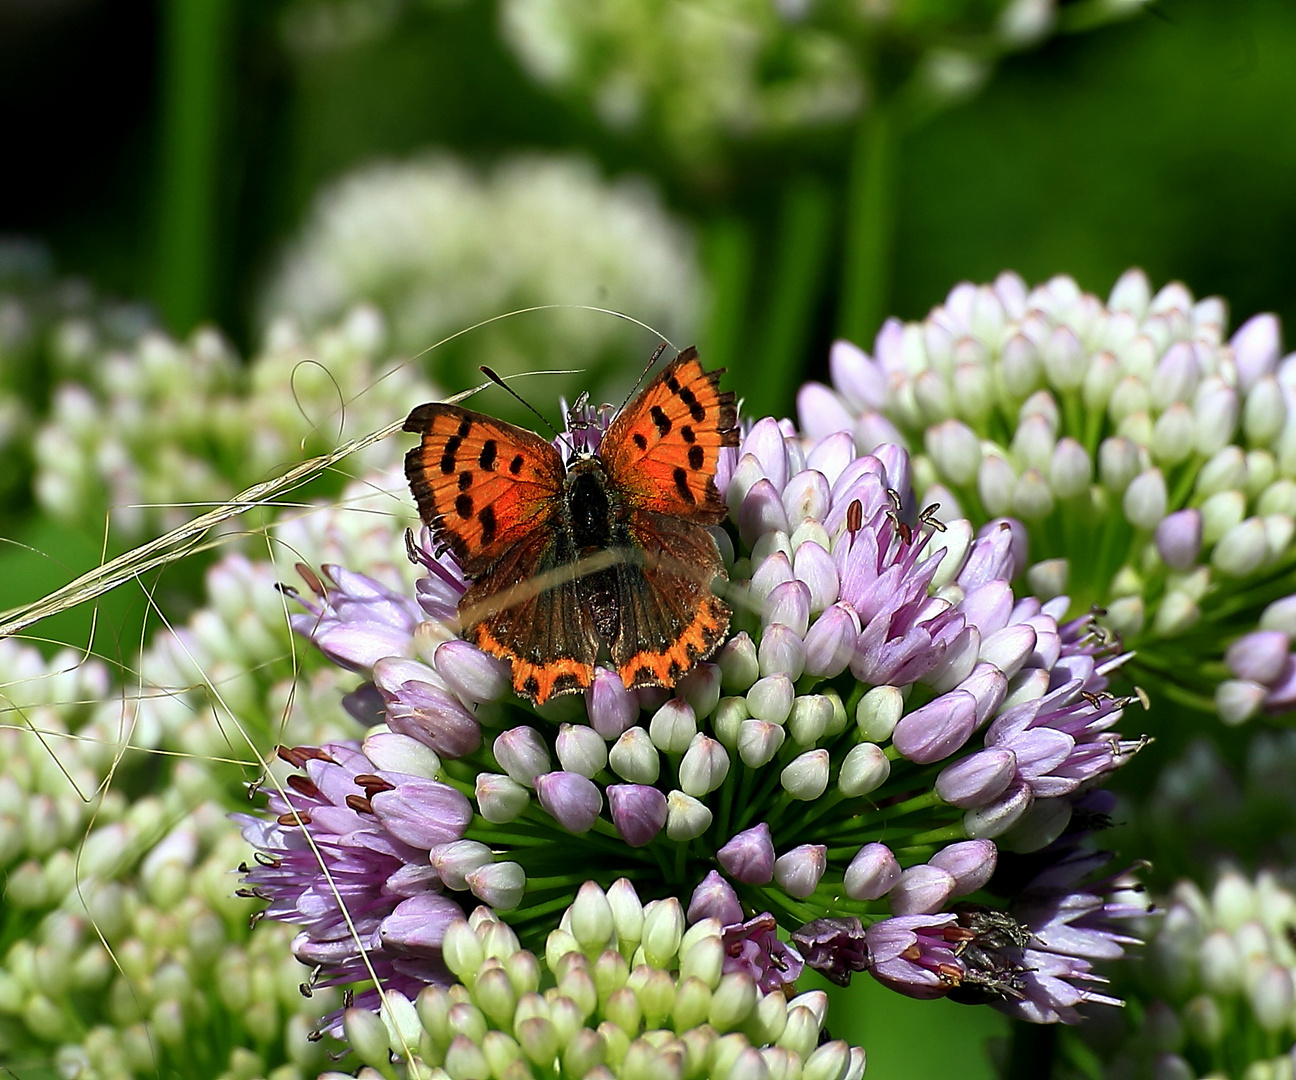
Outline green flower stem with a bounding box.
[153,0,235,334]
[906,822,966,845]
[701,216,756,374]
[839,101,896,347]
[746,177,834,420]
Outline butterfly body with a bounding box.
[404,348,739,704]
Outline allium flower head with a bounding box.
[240,376,1146,1042]
[802,269,1296,726]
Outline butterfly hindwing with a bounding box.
[404,404,564,575]
[600,347,739,525]
[458,528,600,702]
[610,510,731,691]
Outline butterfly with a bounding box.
[403,347,739,705]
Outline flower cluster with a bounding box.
[261,151,702,406]
[322,881,865,1080]
[27,295,429,538]
[498,0,1146,179]
[0,638,336,1080]
[800,269,1296,725]
[1079,868,1296,1080]
[239,387,1146,1059]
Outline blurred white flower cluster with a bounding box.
[26,296,428,540]
[499,0,1146,175]
[0,470,421,1079]
[261,151,703,404]
[1079,868,1296,1080]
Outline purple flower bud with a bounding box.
[378,891,465,953]
[928,840,997,896]
[677,663,721,718]
[678,734,730,797]
[428,840,494,890]
[787,694,834,746]
[935,748,1017,808]
[1225,630,1290,684]
[474,772,529,823]
[791,916,871,987]
[926,420,982,487]
[606,784,668,847]
[1124,468,1168,530]
[433,640,511,704]
[963,780,1033,838]
[955,663,1009,725]
[797,382,855,442]
[361,731,440,778]
[747,674,795,724]
[369,777,474,850]
[374,658,482,757]
[757,624,806,681]
[782,469,833,526]
[342,681,386,725]
[891,690,979,764]
[774,844,827,899]
[556,723,608,777]
[718,823,775,884]
[830,339,885,411]
[717,632,760,692]
[763,579,811,637]
[465,861,525,910]
[1216,678,1267,725]
[802,603,860,678]
[649,698,697,754]
[688,870,743,926]
[608,726,660,783]
[1232,312,1281,391]
[888,865,956,916]
[979,624,1038,679]
[844,843,901,901]
[585,667,637,739]
[958,581,1014,638]
[959,521,1024,589]
[493,726,551,788]
[742,417,791,492]
[736,719,786,767]
[792,541,839,613]
[739,479,792,547]
[805,431,858,488]
[924,625,982,693]
[1154,341,1200,407]
[534,771,603,834]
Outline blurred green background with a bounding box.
[3,1,1296,1076]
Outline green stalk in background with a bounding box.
[152,0,236,335]
[700,215,756,377]
[746,176,834,421]
[839,102,895,350]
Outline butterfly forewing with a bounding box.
[601,347,739,524]
[403,404,564,574]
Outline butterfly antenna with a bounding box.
[616,341,670,415]
[479,366,563,440]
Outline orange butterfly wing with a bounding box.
[600,347,739,523]
[403,404,563,575]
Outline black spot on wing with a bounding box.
[633,432,648,450]
[455,493,473,519]
[688,445,704,470]
[522,675,540,698]
[678,386,706,422]
[673,467,695,504]
[667,660,683,681]
[551,672,583,695]
[457,419,472,439]
[509,454,525,476]
[479,440,497,471]
[458,470,473,491]
[650,405,671,435]
[666,375,680,393]
[681,425,695,443]
[478,505,497,544]
[440,434,463,475]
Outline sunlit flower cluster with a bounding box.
[802,269,1296,724]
